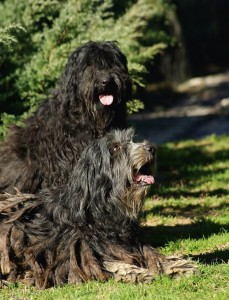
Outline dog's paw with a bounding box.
[103,261,154,283]
[162,255,198,278]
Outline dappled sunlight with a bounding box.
[138,134,229,269]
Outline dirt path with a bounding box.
[128,72,229,144]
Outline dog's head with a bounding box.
[59,41,132,125]
[71,129,156,219]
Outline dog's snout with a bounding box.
[145,144,156,156]
[100,75,114,88]
[101,79,108,86]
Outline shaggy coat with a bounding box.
[0,129,197,288]
[0,41,132,193]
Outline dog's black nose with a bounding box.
[101,79,107,86]
[101,76,113,87]
[145,144,157,156]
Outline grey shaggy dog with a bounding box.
[0,41,132,194]
[0,129,197,288]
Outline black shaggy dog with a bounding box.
[0,129,197,288]
[0,41,132,194]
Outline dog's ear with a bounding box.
[125,128,135,141]
[68,143,114,219]
[60,46,85,91]
[106,128,134,145]
[71,141,113,193]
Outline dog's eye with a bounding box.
[113,144,121,152]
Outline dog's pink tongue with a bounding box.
[99,95,114,106]
[135,174,155,185]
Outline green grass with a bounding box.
[1,134,229,300]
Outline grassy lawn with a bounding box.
[1,134,228,300]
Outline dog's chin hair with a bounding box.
[123,185,149,219]
[89,101,115,130]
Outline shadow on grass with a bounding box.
[149,188,229,199]
[191,249,229,264]
[142,139,229,205]
[142,201,229,219]
[153,142,229,191]
[140,219,229,248]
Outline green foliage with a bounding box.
[127,99,144,114]
[0,23,25,48]
[0,0,175,136]
[0,111,29,138]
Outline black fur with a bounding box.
[0,129,197,288]
[0,41,132,193]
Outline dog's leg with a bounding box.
[142,246,198,278]
[103,244,197,283]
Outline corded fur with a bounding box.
[0,41,132,193]
[0,129,197,288]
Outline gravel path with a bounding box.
[128,72,229,144]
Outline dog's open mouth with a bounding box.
[99,94,114,106]
[133,163,155,186]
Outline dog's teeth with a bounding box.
[135,174,155,185]
[141,176,146,181]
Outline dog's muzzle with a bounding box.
[98,75,119,106]
[132,143,157,187]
